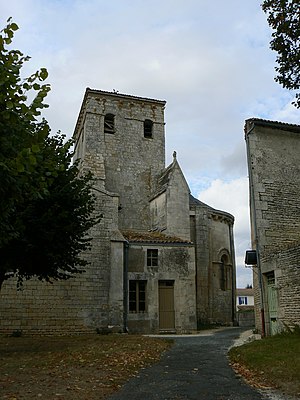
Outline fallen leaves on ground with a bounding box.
[229,361,276,390]
[0,334,172,399]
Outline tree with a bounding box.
[262,0,300,108]
[0,19,99,289]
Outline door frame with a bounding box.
[158,280,175,331]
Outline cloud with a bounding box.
[197,177,252,288]
[2,0,299,288]
[220,141,248,178]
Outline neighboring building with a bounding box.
[236,288,255,327]
[0,89,236,335]
[236,288,254,310]
[245,118,300,336]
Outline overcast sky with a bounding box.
[1,0,299,288]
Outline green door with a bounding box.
[267,274,279,335]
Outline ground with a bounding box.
[0,334,171,400]
[2,328,299,400]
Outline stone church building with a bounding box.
[0,89,236,335]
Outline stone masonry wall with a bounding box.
[210,216,235,324]
[276,245,300,329]
[246,119,300,334]
[190,199,235,327]
[79,92,166,231]
[127,243,196,334]
[165,162,191,241]
[191,205,211,326]
[261,244,300,330]
[246,123,300,259]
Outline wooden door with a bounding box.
[267,273,279,335]
[159,281,175,331]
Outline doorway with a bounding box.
[266,272,279,335]
[159,280,175,331]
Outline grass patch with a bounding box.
[229,329,300,397]
[0,334,172,399]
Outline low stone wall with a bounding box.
[237,309,255,327]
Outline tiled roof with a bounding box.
[236,288,254,296]
[245,118,300,134]
[121,230,192,244]
[190,195,234,222]
[150,161,175,200]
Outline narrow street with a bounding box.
[108,328,265,400]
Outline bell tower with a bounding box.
[73,88,166,230]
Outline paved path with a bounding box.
[108,327,266,400]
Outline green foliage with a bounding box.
[262,0,300,107]
[0,18,98,288]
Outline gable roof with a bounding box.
[121,230,192,244]
[236,288,254,296]
[150,152,190,200]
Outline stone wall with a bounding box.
[190,201,211,325]
[126,243,197,334]
[0,89,237,335]
[210,215,235,324]
[261,244,300,331]
[245,120,300,258]
[276,245,300,328]
[245,119,300,334]
[165,161,191,241]
[74,90,166,231]
[237,309,255,327]
[190,197,236,326]
[150,192,167,232]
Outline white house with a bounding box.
[236,288,254,310]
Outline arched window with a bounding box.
[104,113,115,134]
[144,119,153,138]
[220,254,228,291]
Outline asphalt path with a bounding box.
[108,327,266,400]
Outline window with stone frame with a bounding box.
[220,254,229,291]
[129,280,146,313]
[104,113,115,134]
[144,119,153,138]
[147,249,158,267]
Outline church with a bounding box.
[0,89,236,335]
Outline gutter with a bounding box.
[228,222,237,325]
[123,241,129,333]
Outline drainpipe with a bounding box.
[245,122,266,337]
[228,221,237,325]
[123,241,129,333]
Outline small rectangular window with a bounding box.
[129,280,146,313]
[238,296,248,305]
[147,249,158,267]
[144,119,153,138]
[104,114,115,134]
